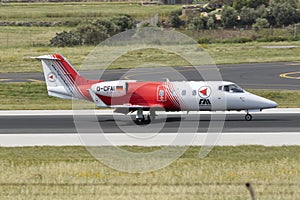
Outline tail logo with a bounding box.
[48,73,56,82]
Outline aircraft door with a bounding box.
[157,85,167,102]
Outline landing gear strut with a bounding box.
[135,110,145,124]
[245,113,252,121]
[134,110,155,125]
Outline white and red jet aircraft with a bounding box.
[35,54,277,123]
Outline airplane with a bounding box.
[34,54,278,124]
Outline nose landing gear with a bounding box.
[245,113,252,121]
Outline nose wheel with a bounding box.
[245,113,252,121]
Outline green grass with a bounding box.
[0,83,299,109]
[0,83,72,109]
[0,2,180,22]
[0,146,299,199]
[206,41,300,64]
[0,46,94,73]
[1,41,300,73]
[250,89,300,108]
[0,26,72,48]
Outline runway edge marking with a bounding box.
[0,133,300,147]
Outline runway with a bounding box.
[0,109,299,146]
[1,62,300,90]
[1,109,299,134]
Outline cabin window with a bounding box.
[192,90,197,96]
[159,89,165,97]
[218,86,222,91]
[172,90,176,96]
[181,90,186,96]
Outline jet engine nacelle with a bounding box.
[91,80,135,97]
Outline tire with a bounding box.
[245,114,252,121]
[135,116,145,125]
[145,115,151,124]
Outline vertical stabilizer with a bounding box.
[35,54,87,100]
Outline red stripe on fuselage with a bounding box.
[97,82,179,111]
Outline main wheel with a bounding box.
[149,111,156,121]
[245,114,252,121]
[135,116,145,125]
[145,114,151,124]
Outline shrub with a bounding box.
[253,18,269,32]
[50,15,136,47]
[197,37,211,44]
[169,9,183,28]
[50,31,82,47]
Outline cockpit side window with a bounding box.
[224,85,229,92]
[223,84,244,93]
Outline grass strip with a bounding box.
[1,41,300,73]
[0,2,180,22]
[0,146,299,199]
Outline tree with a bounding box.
[256,4,268,18]
[270,0,298,8]
[212,0,234,6]
[232,0,246,11]
[207,15,216,29]
[253,18,269,32]
[111,15,136,32]
[270,2,300,26]
[188,16,208,31]
[239,6,257,25]
[221,6,238,28]
[233,0,269,10]
[247,0,269,9]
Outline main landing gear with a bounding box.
[135,109,156,125]
[245,112,252,121]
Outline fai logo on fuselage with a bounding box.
[198,86,211,98]
[199,98,211,105]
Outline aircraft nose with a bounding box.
[263,99,278,109]
[269,100,278,108]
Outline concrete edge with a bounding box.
[1,132,300,147]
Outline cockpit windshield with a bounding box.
[222,84,244,93]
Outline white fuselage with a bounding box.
[166,81,277,112]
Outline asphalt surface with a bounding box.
[1,113,299,134]
[1,62,300,90]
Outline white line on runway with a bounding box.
[0,133,300,147]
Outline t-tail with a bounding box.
[35,54,91,100]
